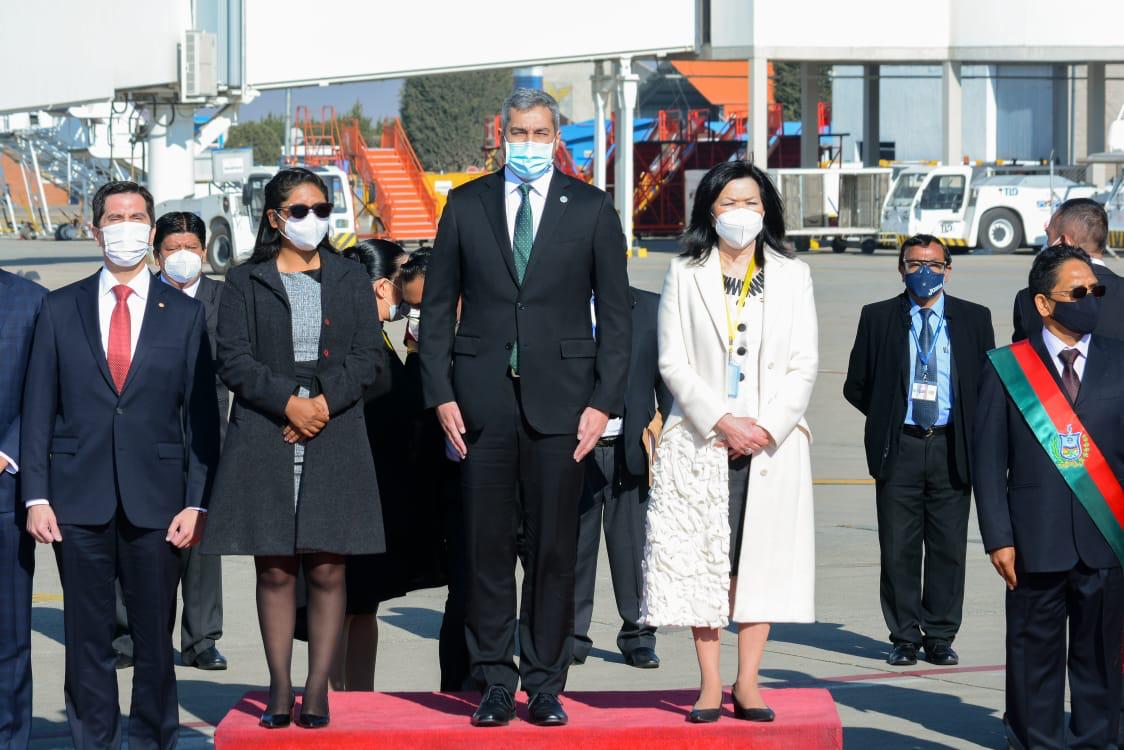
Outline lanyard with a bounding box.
[382,330,394,351]
[723,256,757,355]
[910,311,945,368]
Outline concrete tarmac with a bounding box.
[4,237,1116,749]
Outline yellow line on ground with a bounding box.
[814,479,875,486]
[32,593,64,603]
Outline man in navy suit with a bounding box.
[21,181,220,750]
[0,269,46,750]
[975,244,1124,750]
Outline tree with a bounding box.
[225,114,285,165]
[400,68,514,172]
[343,100,385,146]
[772,63,833,123]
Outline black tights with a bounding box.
[255,553,346,716]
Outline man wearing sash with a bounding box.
[975,244,1124,750]
[845,234,995,667]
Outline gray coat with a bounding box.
[201,250,386,556]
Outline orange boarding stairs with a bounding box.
[351,119,438,242]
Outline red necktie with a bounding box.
[107,285,133,392]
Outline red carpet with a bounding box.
[214,688,842,749]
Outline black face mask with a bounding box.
[1050,295,1101,335]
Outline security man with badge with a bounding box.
[975,244,1124,750]
[844,234,995,667]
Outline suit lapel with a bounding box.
[522,172,573,284]
[120,282,165,393]
[251,259,290,309]
[1029,330,1070,402]
[893,293,912,399]
[0,272,11,338]
[75,272,116,392]
[478,171,518,285]
[692,250,727,346]
[1074,335,1107,408]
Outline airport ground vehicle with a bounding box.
[879,165,1097,254]
[157,150,357,273]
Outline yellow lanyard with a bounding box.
[723,256,757,355]
[382,330,394,351]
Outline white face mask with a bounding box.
[279,212,330,251]
[713,208,764,250]
[163,249,202,284]
[406,309,421,340]
[101,221,152,267]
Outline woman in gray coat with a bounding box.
[202,168,385,729]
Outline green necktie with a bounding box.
[510,183,533,372]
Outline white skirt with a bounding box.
[639,423,731,629]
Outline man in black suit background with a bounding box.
[0,269,46,750]
[844,234,995,667]
[1013,198,1123,342]
[571,287,670,670]
[975,244,1123,750]
[113,211,229,672]
[22,182,220,750]
[421,88,630,727]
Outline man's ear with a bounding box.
[1033,292,1053,318]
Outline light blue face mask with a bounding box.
[504,139,555,181]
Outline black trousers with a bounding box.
[0,510,34,750]
[58,511,182,750]
[1005,563,1123,750]
[875,430,970,648]
[460,376,585,696]
[439,464,472,692]
[114,545,224,661]
[572,441,656,661]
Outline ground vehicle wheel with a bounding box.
[831,236,847,254]
[791,236,811,253]
[978,208,1023,254]
[860,238,876,255]
[208,222,233,274]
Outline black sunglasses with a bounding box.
[1049,284,1107,301]
[278,202,333,219]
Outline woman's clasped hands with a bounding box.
[282,394,330,444]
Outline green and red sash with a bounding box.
[988,340,1124,565]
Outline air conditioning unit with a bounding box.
[181,30,218,102]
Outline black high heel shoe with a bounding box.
[731,686,775,722]
[687,707,722,723]
[296,695,330,729]
[259,690,295,729]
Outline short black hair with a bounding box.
[248,168,334,264]
[342,238,406,282]
[1054,198,1108,252]
[898,234,951,267]
[680,160,791,266]
[92,181,155,227]
[399,246,432,284]
[1028,243,1093,297]
[154,211,206,253]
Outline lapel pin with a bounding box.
[158,302,165,308]
[560,195,568,204]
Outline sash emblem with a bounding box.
[1052,424,1089,468]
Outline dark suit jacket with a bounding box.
[843,292,995,484]
[420,169,631,435]
[621,288,673,478]
[1012,262,1124,342]
[0,271,47,513]
[202,250,385,556]
[20,271,220,528]
[973,331,1124,572]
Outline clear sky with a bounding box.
[237,79,403,122]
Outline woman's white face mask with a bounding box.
[712,208,764,250]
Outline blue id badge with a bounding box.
[726,361,741,398]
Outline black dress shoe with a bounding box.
[114,651,133,670]
[471,685,516,727]
[687,707,721,723]
[259,690,295,729]
[731,689,775,722]
[527,693,568,726]
[186,646,228,671]
[624,647,661,669]
[887,643,919,666]
[572,653,587,666]
[924,643,959,666]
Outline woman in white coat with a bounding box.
[641,161,817,723]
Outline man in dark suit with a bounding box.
[572,287,670,670]
[844,234,995,667]
[113,211,229,672]
[0,269,46,750]
[975,244,1123,750]
[1013,198,1124,342]
[22,182,220,750]
[421,89,630,726]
